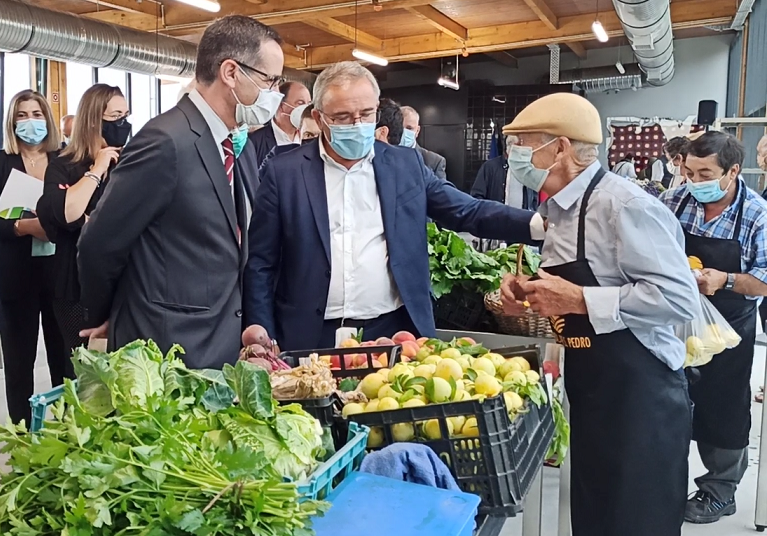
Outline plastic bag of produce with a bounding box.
[676,294,741,368]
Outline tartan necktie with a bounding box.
[221,137,240,245]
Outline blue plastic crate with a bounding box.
[29,382,70,432]
[309,472,480,536]
[296,421,369,500]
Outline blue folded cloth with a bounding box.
[360,443,460,491]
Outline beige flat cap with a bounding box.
[502,93,603,144]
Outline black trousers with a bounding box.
[52,299,88,358]
[0,289,68,425]
[319,307,419,348]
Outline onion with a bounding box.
[242,325,271,347]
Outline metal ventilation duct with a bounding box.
[0,0,315,86]
[612,0,675,87]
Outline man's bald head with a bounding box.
[61,115,74,138]
[757,135,767,172]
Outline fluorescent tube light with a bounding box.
[615,61,625,74]
[175,0,221,13]
[352,49,388,66]
[437,76,459,90]
[592,20,609,43]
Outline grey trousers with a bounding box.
[694,441,749,501]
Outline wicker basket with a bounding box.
[484,245,554,339]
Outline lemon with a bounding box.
[423,418,453,440]
[367,427,385,448]
[378,384,399,400]
[365,399,381,412]
[378,397,400,411]
[504,370,528,385]
[402,398,426,408]
[360,373,387,399]
[392,423,415,442]
[448,416,467,435]
[498,359,523,378]
[472,357,496,377]
[388,364,413,383]
[413,364,435,380]
[525,370,541,384]
[342,403,365,418]
[474,374,502,397]
[423,355,443,366]
[435,359,463,381]
[510,356,531,372]
[504,391,524,412]
[462,417,480,437]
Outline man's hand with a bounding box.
[696,268,727,296]
[16,218,48,241]
[79,320,109,340]
[500,273,531,316]
[517,269,588,316]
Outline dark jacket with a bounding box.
[77,96,249,369]
[0,151,58,300]
[244,140,538,351]
[470,156,538,211]
[247,123,277,170]
[416,144,447,180]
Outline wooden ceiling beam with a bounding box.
[566,41,587,58]
[405,5,468,42]
[164,0,436,30]
[82,10,162,32]
[285,0,736,69]
[303,17,383,50]
[521,0,558,31]
[485,51,518,68]
[80,0,160,16]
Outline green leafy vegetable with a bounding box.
[546,397,571,466]
[0,340,328,535]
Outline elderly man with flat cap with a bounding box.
[500,93,700,536]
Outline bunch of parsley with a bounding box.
[0,340,327,535]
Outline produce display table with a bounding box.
[311,472,481,536]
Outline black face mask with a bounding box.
[102,117,132,147]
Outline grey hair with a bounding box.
[505,134,518,151]
[401,106,419,121]
[313,61,380,111]
[540,133,599,165]
[195,15,282,86]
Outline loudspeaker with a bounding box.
[697,100,718,126]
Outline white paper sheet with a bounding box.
[0,168,44,215]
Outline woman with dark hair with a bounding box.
[0,89,68,423]
[37,84,130,355]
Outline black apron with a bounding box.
[546,169,691,536]
[674,184,756,449]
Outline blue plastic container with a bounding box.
[296,421,369,500]
[310,472,481,536]
[28,383,69,432]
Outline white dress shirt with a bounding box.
[320,140,403,320]
[272,118,301,146]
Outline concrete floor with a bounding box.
[0,336,764,535]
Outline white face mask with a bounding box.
[290,103,310,130]
[233,68,284,128]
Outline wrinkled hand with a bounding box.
[696,268,727,296]
[500,273,531,316]
[79,320,109,340]
[517,269,587,317]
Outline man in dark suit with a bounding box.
[77,15,285,369]
[244,61,544,351]
[401,105,447,180]
[248,81,311,169]
[471,135,538,210]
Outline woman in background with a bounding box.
[37,84,131,354]
[0,90,67,423]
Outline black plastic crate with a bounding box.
[279,345,401,379]
[433,286,490,331]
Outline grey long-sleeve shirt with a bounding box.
[539,161,701,370]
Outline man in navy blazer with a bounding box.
[244,62,544,351]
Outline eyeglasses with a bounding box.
[319,109,380,126]
[103,112,130,123]
[233,60,286,90]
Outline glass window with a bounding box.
[66,62,93,115]
[3,53,32,118]
[130,73,156,135]
[160,80,184,113]
[97,67,127,94]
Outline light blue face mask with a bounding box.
[686,175,733,204]
[325,121,376,160]
[508,138,558,192]
[400,129,417,148]
[15,119,48,146]
[231,125,248,158]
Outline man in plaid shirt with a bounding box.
[660,131,767,525]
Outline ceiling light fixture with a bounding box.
[592,20,608,42]
[352,49,389,66]
[615,61,625,74]
[175,0,221,12]
[437,76,460,90]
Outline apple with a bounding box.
[543,361,560,380]
[352,353,368,367]
[330,355,340,369]
[415,347,432,362]
[416,337,430,347]
[343,355,355,369]
[392,331,417,345]
[377,354,389,368]
[339,338,361,348]
[361,340,377,347]
[375,337,395,346]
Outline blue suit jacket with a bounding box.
[247,122,277,169]
[244,140,537,351]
